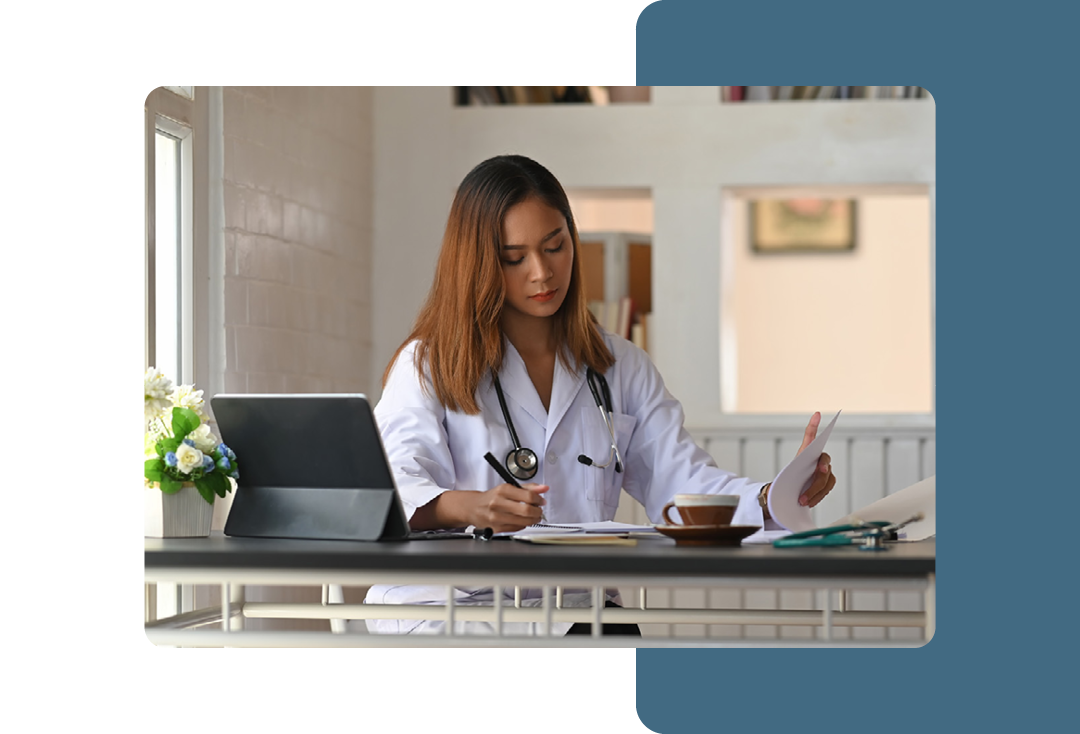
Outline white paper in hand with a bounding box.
[767,410,841,532]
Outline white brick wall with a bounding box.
[213,86,374,631]
[222,86,373,395]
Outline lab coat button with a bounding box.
[546,452,558,464]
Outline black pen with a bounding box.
[484,452,546,524]
[484,452,522,487]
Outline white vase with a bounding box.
[145,483,214,538]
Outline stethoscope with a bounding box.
[772,513,925,551]
[491,367,624,481]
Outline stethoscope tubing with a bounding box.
[491,366,622,480]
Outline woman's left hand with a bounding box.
[795,411,837,508]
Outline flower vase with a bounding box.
[145,483,214,538]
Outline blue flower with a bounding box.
[219,443,236,460]
[183,438,196,447]
[202,455,215,472]
[216,456,232,472]
[229,468,239,480]
[165,452,178,467]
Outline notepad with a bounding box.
[496,521,658,538]
[513,534,638,546]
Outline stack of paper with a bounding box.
[830,476,936,541]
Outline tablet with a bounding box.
[212,394,410,541]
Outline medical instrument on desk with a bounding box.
[773,513,925,551]
[491,367,621,479]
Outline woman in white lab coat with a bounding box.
[363,155,836,635]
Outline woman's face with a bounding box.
[498,197,574,321]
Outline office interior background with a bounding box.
[145,85,934,639]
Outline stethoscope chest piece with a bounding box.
[505,447,538,481]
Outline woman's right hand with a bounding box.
[464,483,549,533]
[411,484,549,533]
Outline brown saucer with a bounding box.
[653,524,761,547]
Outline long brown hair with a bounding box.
[383,154,614,414]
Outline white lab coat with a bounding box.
[361,330,770,635]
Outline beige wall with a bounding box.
[213,86,375,630]
[222,86,373,396]
[567,191,933,414]
[729,194,933,413]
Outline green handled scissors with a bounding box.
[773,513,924,550]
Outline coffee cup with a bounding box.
[661,494,740,527]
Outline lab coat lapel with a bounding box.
[498,341,548,428]
[545,353,586,446]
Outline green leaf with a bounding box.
[158,436,182,455]
[171,407,201,440]
[144,458,164,482]
[159,476,182,494]
[201,471,229,499]
[193,479,215,505]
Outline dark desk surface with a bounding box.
[146,533,935,578]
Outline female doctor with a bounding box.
[363,154,837,635]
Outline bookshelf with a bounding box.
[578,231,652,351]
[453,86,651,106]
[722,86,931,102]
[371,86,935,430]
[454,86,930,105]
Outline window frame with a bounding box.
[144,86,221,620]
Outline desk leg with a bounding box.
[925,573,935,642]
[592,587,603,639]
[542,585,552,637]
[145,584,157,624]
[445,585,455,636]
[222,584,231,633]
[822,588,833,641]
[230,584,245,632]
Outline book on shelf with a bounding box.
[745,86,772,101]
[616,296,634,340]
[631,313,650,354]
[455,86,601,106]
[588,298,636,340]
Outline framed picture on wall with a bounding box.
[750,199,856,252]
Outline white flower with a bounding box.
[172,384,207,420]
[174,443,204,475]
[144,367,175,424]
[188,423,219,453]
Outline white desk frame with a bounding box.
[145,565,934,647]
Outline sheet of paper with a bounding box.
[741,528,792,544]
[577,520,657,534]
[767,409,841,533]
[829,475,935,541]
[514,534,638,546]
[497,521,656,538]
[496,524,585,537]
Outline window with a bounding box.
[146,95,194,385]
